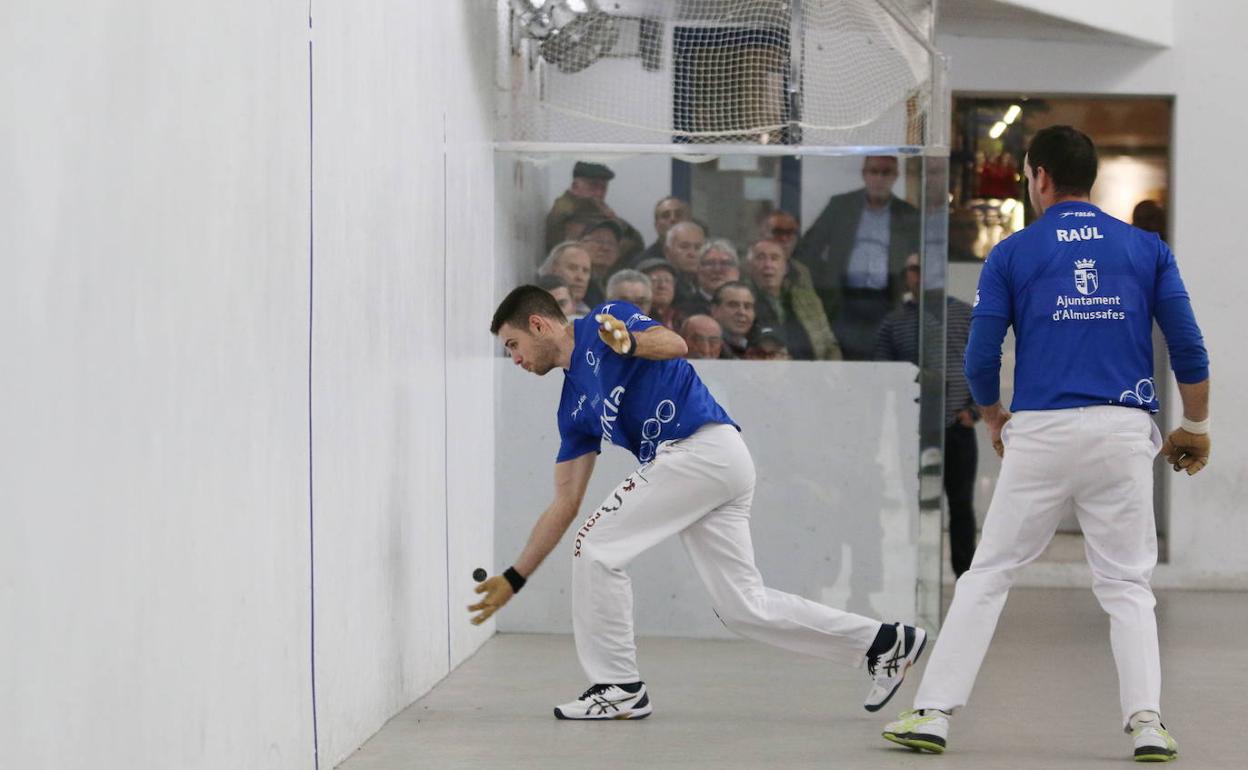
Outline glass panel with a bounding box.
[492,149,946,637]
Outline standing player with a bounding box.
[470,285,926,720]
[881,126,1210,762]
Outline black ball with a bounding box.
[472,567,488,582]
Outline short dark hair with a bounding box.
[536,273,568,291]
[712,280,755,306]
[490,285,567,335]
[1026,125,1098,196]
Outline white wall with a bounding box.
[938,0,1248,582]
[494,361,924,639]
[0,3,312,769]
[1,2,498,769]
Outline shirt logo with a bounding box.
[973,290,980,308]
[1073,258,1099,296]
[570,393,588,419]
[1058,210,1096,218]
[1057,226,1104,242]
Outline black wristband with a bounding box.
[624,330,638,357]
[503,566,527,593]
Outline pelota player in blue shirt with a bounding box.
[883,126,1210,762]
[470,285,926,721]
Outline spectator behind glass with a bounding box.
[680,314,725,360]
[949,207,981,262]
[544,161,644,262]
[538,241,592,318]
[1132,199,1167,241]
[760,210,800,258]
[746,239,841,361]
[580,218,624,306]
[745,326,791,361]
[633,196,691,266]
[536,273,575,318]
[663,220,706,301]
[605,269,653,314]
[690,238,740,312]
[793,155,919,360]
[711,281,757,359]
[635,258,683,330]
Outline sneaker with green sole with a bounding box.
[882,708,949,753]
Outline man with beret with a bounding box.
[545,162,644,264]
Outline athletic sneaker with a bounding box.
[864,623,927,712]
[1130,712,1178,762]
[553,682,652,720]
[882,709,950,753]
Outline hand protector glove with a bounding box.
[595,313,635,356]
[1161,428,1210,476]
[468,575,515,625]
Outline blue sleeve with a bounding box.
[963,315,1009,406]
[593,301,658,333]
[971,246,1012,321]
[555,386,602,462]
[1155,297,1209,384]
[1152,240,1209,383]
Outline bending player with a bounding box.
[881,126,1209,762]
[469,285,926,720]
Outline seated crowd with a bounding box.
[532,158,927,362]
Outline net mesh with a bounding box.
[498,0,944,150]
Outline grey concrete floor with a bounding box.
[338,589,1244,770]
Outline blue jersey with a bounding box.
[973,201,1192,412]
[555,302,738,464]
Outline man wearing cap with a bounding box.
[545,162,644,263]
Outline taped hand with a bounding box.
[595,313,634,356]
[1161,428,1210,476]
[468,575,515,625]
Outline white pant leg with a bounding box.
[914,411,1075,712]
[1073,408,1163,726]
[679,474,882,668]
[571,424,743,684]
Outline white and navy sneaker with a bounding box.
[1129,711,1178,762]
[553,682,652,720]
[864,623,927,712]
[882,709,950,753]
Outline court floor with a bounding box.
[338,588,1243,769]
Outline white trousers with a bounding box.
[914,406,1164,725]
[572,423,883,683]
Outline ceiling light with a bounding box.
[1003,104,1022,125]
[989,120,1007,139]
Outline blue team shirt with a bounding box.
[555,302,738,464]
[973,201,1191,413]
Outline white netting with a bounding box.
[498,0,945,150]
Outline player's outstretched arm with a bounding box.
[596,313,688,359]
[468,452,596,625]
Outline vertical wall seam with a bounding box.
[443,111,453,673]
[307,7,321,769]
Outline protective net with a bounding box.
[498,0,945,150]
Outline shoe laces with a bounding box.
[579,683,616,700]
[868,637,905,678]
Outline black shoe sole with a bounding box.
[883,731,946,753]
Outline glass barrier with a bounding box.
[492,149,947,637]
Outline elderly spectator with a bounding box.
[579,218,624,305]
[536,274,575,318]
[663,220,706,301]
[538,241,593,318]
[633,196,691,266]
[759,209,819,291]
[680,314,725,360]
[746,239,842,361]
[635,258,683,330]
[544,161,644,262]
[677,238,741,318]
[744,326,791,361]
[711,281,757,358]
[605,269,653,314]
[794,155,920,359]
[873,252,978,577]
